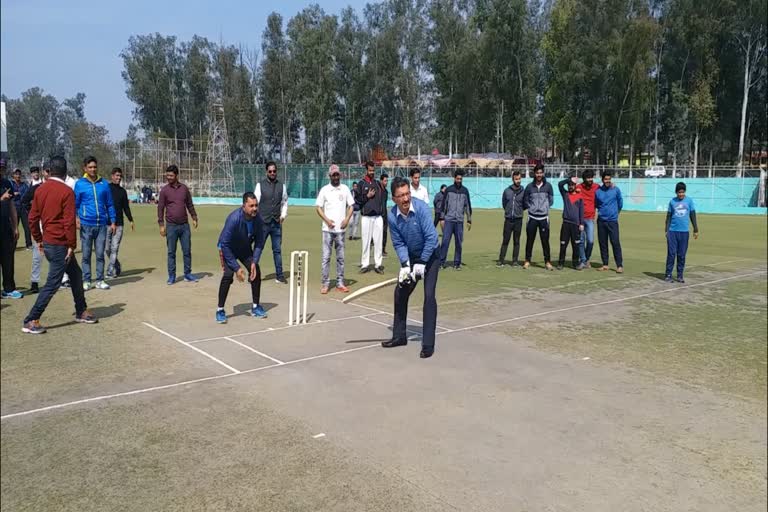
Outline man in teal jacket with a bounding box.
[74,156,116,290]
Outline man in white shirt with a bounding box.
[60,172,78,288]
[315,165,354,294]
[409,168,430,205]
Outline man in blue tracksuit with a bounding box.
[74,156,116,290]
[385,177,440,359]
[665,182,699,283]
[215,192,268,323]
[595,171,624,273]
[440,170,472,270]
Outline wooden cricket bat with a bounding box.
[342,277,399,304]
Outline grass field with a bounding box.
[1,204,766,511]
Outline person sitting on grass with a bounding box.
[664,182,699,284]
[215,192,268,323]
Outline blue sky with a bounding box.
[1,0,365,139]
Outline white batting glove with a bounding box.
[412,263,426,279]
[398,267,411,283]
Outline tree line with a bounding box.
[4,0,766,174]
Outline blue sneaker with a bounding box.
[184,273,198,283]
[167,276,176,285]
[251,305,267,318]
[1,290,23,299]
[215,309,227,324]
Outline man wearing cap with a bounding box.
[315,165,354,294]
[384,176,440,359]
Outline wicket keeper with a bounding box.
[215,192,267,324]
[384,177,440,359]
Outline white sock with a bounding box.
[217,307,224,312]
[253,303,258,308]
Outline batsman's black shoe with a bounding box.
[382,338,408,348]
[374,266,385,274]
[360,265,372,274]
[30,282,39,294]
[420,348,434,359]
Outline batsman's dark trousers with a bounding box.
[393,254,440,350]
[558,222,581,267]
[597,219,623,267]
[218,249,261,308]
[665,231,689,278]
[525,218,551,263]
[498,217,522,263]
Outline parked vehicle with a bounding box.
[644,165,666,177]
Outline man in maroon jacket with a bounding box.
[22,156,97,334]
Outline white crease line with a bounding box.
[4,270,763,422]
[359,315,421,337]
[223,337,285,365]
[438,270,768,335]
[1,344,381,421]
[143,322,240,373]
[187,313,374,343]
[333,298,451,332]
[313,433,326,439]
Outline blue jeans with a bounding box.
[80,225,107,282]
[264,220,284,278]
[440,220,464,266]
[24,244,87,322]
[666,231,689,278]
[579,219,595,263]
[166,223,192,277]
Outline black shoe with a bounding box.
[441,263,449,270]
[275,276,288,284]
[382,251,388,257]
[420,348,434,359]
[511,260,520,267]
[496,261,504,268]
[360,265,372,274]
[556,264,564,271]
[374,266,385,274]
[381,338,408,348]
[454,265,461,271]
[30,282,39,294]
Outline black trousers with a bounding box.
[24,244,87,322]
[597,219,623,267]
[393,254,439,350]
[525,218,551,263]
[558,222,581,266]
[433,213,441,227]
[218,258,261,308]
[17,207,31,248]
[0,231,16,292]
[498,217,522,263]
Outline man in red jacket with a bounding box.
[576,169,597,268]
[22,156,97,334]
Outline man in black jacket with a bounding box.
[106,167,135,278]
[557,177,584,270]
[497,170,525,267]
[522,164,554,270]
[255,161,289,283]
[355,161,385,274]
[433,184,447,229]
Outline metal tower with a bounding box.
[203,102,235,196]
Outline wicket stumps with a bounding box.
[289,250,309,325]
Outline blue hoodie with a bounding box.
[74,175,116,226]
[595,184,623,222]
[217,207,267,272]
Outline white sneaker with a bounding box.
[94,281,110,290]
[83,281,91,291]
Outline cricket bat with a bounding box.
[342,277,400,304]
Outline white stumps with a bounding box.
[289,250,309,325]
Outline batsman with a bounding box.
[215,192,268,324]
[383,176,441,359]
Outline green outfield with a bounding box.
[1,204,766,511]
